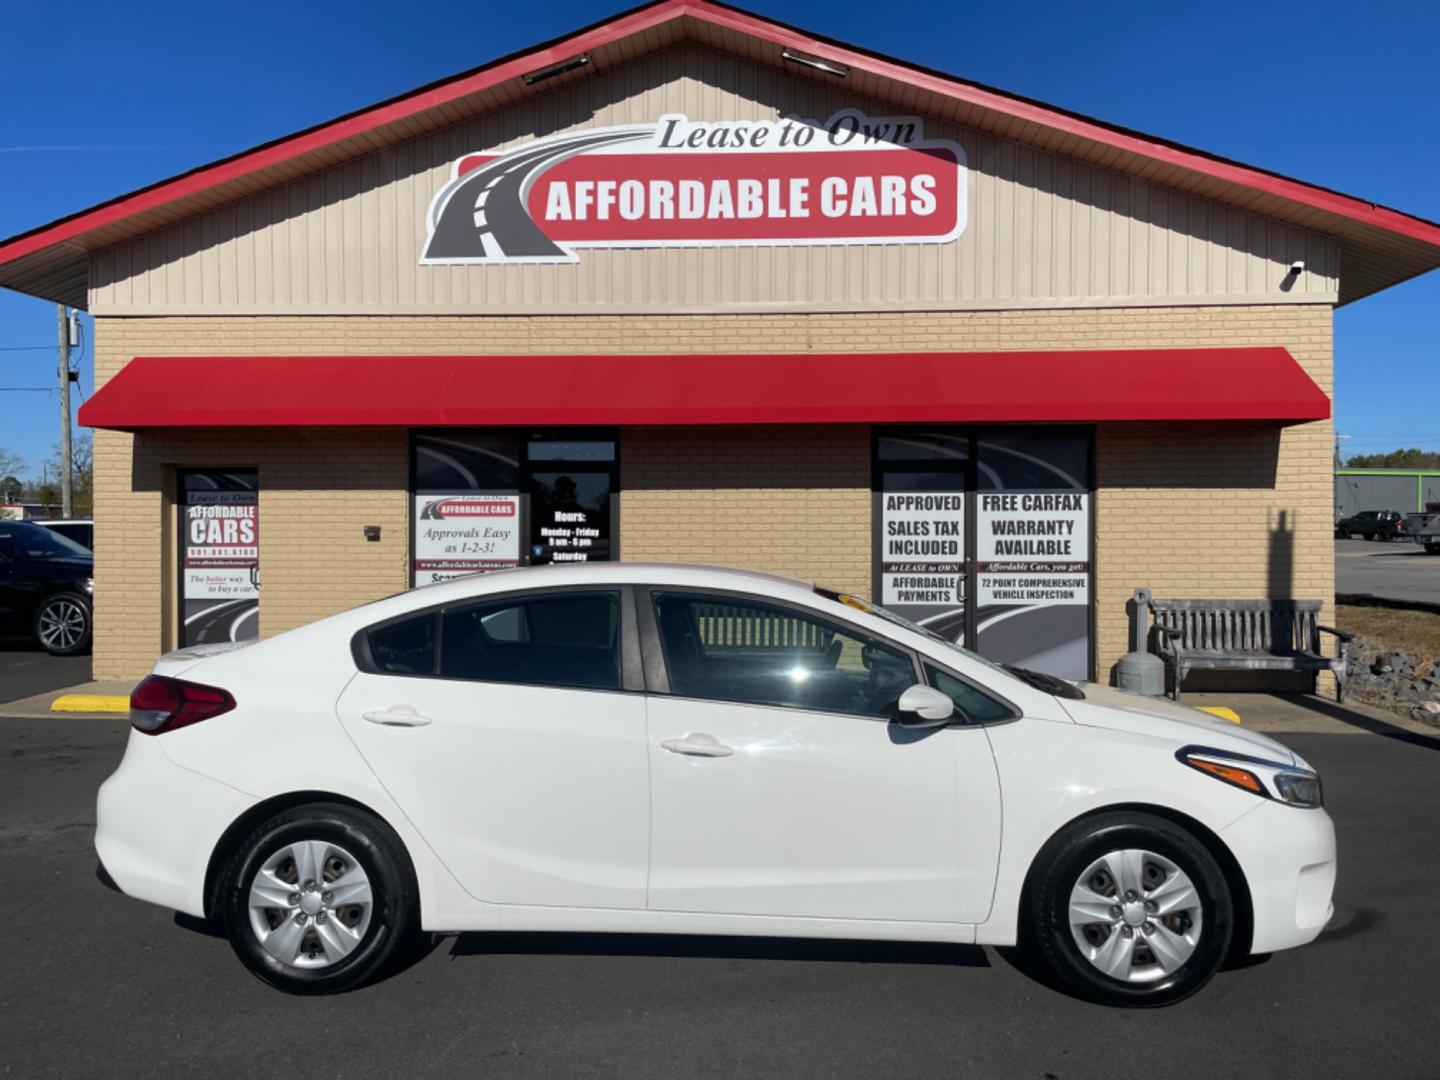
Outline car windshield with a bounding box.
[814,586,1085,700]
[0,522,92,560]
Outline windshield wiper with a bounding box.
[1003,665,1085,700]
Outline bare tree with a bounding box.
[45,434,93,515]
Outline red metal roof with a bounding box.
[78,349,1330,430]
[5,0,1438,307]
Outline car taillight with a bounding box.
[130,675,236,735]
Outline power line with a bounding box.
[0,344,56,352]
[0,386,55,392]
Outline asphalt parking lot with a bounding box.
[2,707,1437,1080]
[1336,536,1440,604]
[0,644,91,704]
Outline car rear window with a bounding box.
[440,591,621,690]
[366,614,436,675]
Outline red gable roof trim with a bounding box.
[2,0,1438,277]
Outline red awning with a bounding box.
[78,348,1329,431]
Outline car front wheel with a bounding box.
[35,592,92,655]
[1026,812,1233,1007]
[220,804,418,994]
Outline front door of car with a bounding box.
[336,587,650,910]
[641,589,1002,925]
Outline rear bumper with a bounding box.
[1220,800,1336,954]
[95,729,256,918]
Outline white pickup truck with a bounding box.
[1406,511,1440,554]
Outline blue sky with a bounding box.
[1,0,1437,474]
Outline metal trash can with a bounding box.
[1117,587,1165,697]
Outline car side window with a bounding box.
[651,591,915,718]
[367,614,436,675]
[440,591,621,691]
[924,664,1016,724]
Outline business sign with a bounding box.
[413,494,521,583]
[422,110,966,264]
[182,479,259,646]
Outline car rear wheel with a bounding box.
[1026,812,1233,1007]
[35,592,91,655]
[1426,543,1440,555]
[220,804,417,994]
[1336,526,1350,539]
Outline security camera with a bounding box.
[1289,260,1305,274]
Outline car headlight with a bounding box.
[1177,746,1323,808]
[1273,772,1323,808]
[83,577,94,595]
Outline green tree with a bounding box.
[1345,448,1440,469]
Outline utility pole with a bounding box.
[56,304,73,517]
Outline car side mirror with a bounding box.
[896,684,955,728]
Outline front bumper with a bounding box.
[1220,799,1336,954]
[95,729,256,918]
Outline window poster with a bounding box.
[974,434,1091,681]
[413,494,522,583]
[181,471,259,646]
[879,487,967,642]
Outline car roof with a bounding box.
[34,519,93,526]
[341,562,824,627]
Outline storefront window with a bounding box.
[410,430,617,586]
[873,428,1093,681]
[179,469,259,646]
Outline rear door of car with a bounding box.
[336,585,651,911]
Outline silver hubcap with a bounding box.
[38,599,86,651]
[247,840,373,970]
[1068,848,1203,983]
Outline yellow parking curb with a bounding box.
[51,694,130,715]
[1196,706,1242,724]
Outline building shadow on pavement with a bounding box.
[449,932,989,967]
[1278,693,1440,753]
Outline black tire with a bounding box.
[34,591,92,656]
[219,803,418,994]
[1425,543,1440,555]
[1025,812,1233,1007]
[1336,526,1350,539]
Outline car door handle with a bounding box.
[362,705,433,727]
[661,733,734,758]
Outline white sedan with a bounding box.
[97,563,1334,1004]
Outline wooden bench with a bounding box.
[1148,599,1351,703]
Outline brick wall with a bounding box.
[92,305,1332,682]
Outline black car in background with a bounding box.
[36,518,94,551]
[1335,509,1409,541]
[0,520,94,655]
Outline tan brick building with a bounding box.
[2,1,1437,685]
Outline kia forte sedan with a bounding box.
[96,564,1334,1004]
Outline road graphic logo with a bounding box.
[421,110,967,264]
